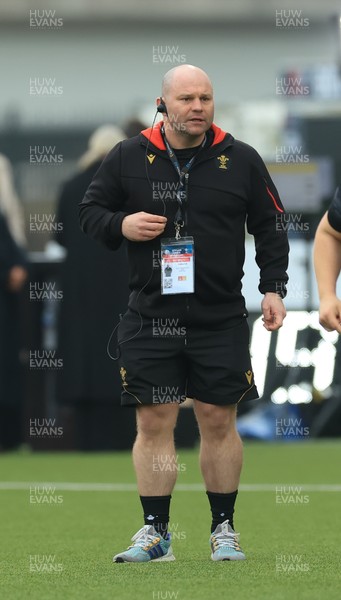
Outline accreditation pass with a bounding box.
[160,236,195,295]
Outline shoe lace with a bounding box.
[128,526,160,551]
[212,530,241,551]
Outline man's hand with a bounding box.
[261,292,286,331]
[122,212,167,241]
[7,265,28,292]
[319,294,341,333]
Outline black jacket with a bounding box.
[79,123,289,327]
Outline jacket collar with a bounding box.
[140,122,229,151]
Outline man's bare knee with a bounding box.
[194,401,237,438]
[136,403,179,439]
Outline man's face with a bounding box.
[163,75,214,138]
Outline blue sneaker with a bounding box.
[113,525,175,563]
[210,520,246,561]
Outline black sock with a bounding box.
[206,490,238,533]
[140,495,171,539]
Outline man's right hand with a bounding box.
[121,212,167,241]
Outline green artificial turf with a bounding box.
[1,442,340,600]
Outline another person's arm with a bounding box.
[0,213,28,292]
[314,190,341,333]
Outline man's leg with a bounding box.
[113,403,180,562]
[133,403,180,537]
[193,401,242,531]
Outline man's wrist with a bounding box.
[260,282,287,299]
[320,291,338,302]
[263,291,285,300]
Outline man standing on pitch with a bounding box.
[79,65,289,562]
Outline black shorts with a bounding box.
[117,311,259,407]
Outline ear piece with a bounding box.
[156,99,168,116]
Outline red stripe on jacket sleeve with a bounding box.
[266,185,284,213]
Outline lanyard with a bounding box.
[161,126,206,239]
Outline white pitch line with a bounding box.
[0,482,341,492]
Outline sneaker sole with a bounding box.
[153,552,176,562]
[114,548,176,563]
[211,553,246,561]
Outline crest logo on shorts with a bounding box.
[245,370,253,385]
[120,367,128,387]
[216,154,230,170]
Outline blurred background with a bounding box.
[1,0,341,451]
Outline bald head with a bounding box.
[162,65,212,99]
[157,64,214,149]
